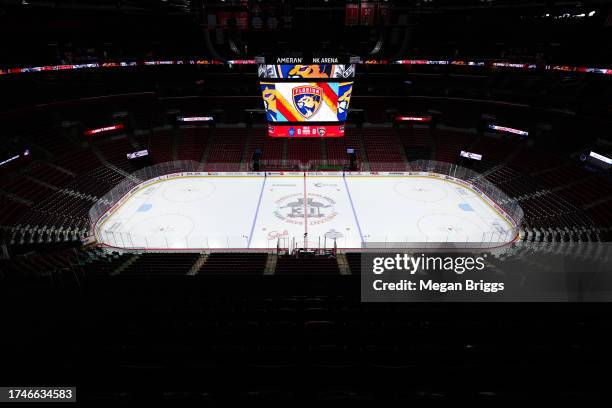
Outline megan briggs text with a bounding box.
[373,279,505,293]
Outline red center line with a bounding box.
[303,171,308,249]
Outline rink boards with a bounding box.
[92,171,518,250]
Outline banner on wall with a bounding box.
[217,11,249,30]
[378,2,392,26]
[217,11,233,28]
[346,3,359,26]
[360,1,376,26]
[234,11,249,31]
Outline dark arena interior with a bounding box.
[1,0,612,403]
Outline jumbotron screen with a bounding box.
[257,56,356,137]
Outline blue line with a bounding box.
[247,175,267,248]
[343,174,365,244]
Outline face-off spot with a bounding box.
[132,214,195,237]
[162,181,216,202]
[417,214,484,240]
[394,181,448,202]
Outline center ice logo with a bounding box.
[274,193,337,225]
[292,86,322,119]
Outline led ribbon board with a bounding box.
[460,151,483,161]
[488,124,529,136]
[177,116,214,122]
[84,124,124,136]
[127,150,149,159]
[589,151,612,165]
[0,154,20,167]
[257,55,356,137]
[396,116,432,122]
[0,149,29,167]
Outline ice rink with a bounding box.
[93,173,517,249]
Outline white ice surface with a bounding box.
[95,174,515,249]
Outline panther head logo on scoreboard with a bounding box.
[287,65,331,78]
[292,85,322,119]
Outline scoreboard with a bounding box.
[257,55,357,137]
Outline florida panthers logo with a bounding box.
[292,86,322,119]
